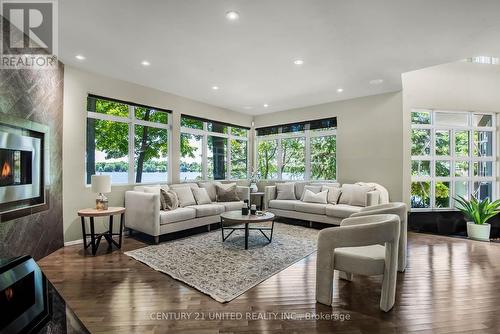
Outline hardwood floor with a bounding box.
[38,230,500,333]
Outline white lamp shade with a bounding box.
[91,175,111,194]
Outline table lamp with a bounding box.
[91,175,111,210]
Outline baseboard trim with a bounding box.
[64,239,83,246]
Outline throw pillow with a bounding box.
[322,185,342,204]
[302,189,328,204]
[173,186,197,207]
[338,184,356,204]
[198,182,221,202]
[216,184,240,202]
[161,189,179,210]
[349,185,374,207]
[193,187,212,205]
[276,183,296,200]
[300,185,322,201]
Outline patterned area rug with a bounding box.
[125,222,319,302]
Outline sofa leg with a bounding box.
[339,271,354,281]
[208,224,211,232]
[128,228,133,236]
[154,236,159,244]
[309,221,313,228]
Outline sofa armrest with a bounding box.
[366,190,380,206]
[125,191,160,236]
[264,186,277,210]
[237,186,250,202]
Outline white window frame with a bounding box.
[255,126,337,181]
[180,119,249,182]
[410,109,496,211]
[87,105,172,185]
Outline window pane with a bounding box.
[435,181,450,208]
[435,130,450,156]
[411,129,431,156]
[411,160,430,177]
[411,181,431,208]
[435,112,468,127]
[411,110,431,124]
[134,125,168,183]
[181,116,203,130]
[87,118,129,184]
[435,161,450,177]
[472,114,492,127]
[180,133,202,181]
[231,127,248,137]
[455,131,469,156]
[207,121,228,134]
[135,107,168,124]
[309,118,337,131]
[281,137,305,180]
[282,123,305,134]
[473,131,493,157]
[454,181,469,205]
[311,135,337,180]
[207,136,227,180]
[473,181,493,200]
[455,161,469,177]
[88,97,129,118]
[258,140,278,179]
[473,161,493,177]
[230,139,247,179]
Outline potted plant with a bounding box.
[454,195,500,241]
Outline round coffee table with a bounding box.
[220,211,275,249]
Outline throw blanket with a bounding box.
[356,182,390,204]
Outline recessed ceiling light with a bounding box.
[75,54,85,60]
[293,59,304,65]
[369,79,384,85]
[263,104,269,108]
[225,11,239,21]
[212,86,219,90]
[337,88,344,93]
[141,60,151,66]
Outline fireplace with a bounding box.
[0,119,46,219]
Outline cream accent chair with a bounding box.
[350,202,408,272]
[316,214,400,312]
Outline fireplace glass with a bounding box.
[0,149,32,187]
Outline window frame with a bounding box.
[86,100,172,186]
[255,126,337,181]
[410,109,496,211]
[180,117,249,182]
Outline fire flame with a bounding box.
[1,161,11,178]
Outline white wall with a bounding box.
[63,66,252,243]
[254,92,404,201]
[402,61,500,205]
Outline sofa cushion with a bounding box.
[325,204,362,218]
[269,199,301,211]
[334,245,385,276]
[159,207,196,225]
[300,185,323,201]
[187,204,225,217]
[220,201,245,211]
[173,186,197,207]
[276,183,296,200]
[294,202,327,215]
[192,188,212,205]
[198,181,221,202]
[322,185,342,204]
[216,184,240,202]
[302,189,328,204]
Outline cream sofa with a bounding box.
[125,182,250,243]
[264,182,388,226]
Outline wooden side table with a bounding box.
[250,191,265,210]
[77,207,125,256]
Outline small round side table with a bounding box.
[250,191,265,210]
[77,207,125,256]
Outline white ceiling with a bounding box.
[59,0,500,115]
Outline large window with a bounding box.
[86,95,171,185]
[410,109,495,209]
[256,118,337,180]
[180,115,249,181]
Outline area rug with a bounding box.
[125,222,319,302]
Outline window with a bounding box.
[256,118,337,180]
[180,115,249,181]
[410,109,495,209]
[86,95,171,185]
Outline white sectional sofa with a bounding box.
[264,182,389,226]
[125,182,249,243]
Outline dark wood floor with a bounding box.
[38,230,500,333]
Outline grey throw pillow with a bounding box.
[173,186,197,207]
[216,184,240,202]
[161,189,179,210]
[193,187,212,205]
[276,183,296,200]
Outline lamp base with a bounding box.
[95,193,109,210]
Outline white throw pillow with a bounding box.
[192,188,212,205]
[300,185,322,201]
[199,182,221,202]
[173,186,197,207]
[276,183,296,200]
[302,189,328,204]
[338,184,356,204]
[349,185,374,207]
[322,185,342,204]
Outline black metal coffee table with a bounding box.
[220,211,275,249]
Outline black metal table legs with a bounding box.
[80,213,124,255]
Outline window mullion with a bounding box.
[128,105,135,184]
[305,130,311,180]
